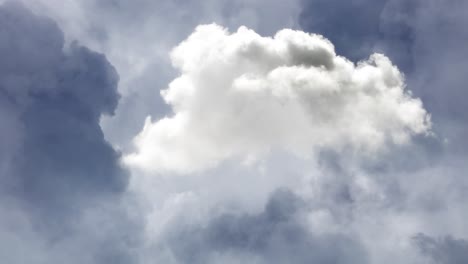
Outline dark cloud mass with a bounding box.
[414,234,468,264]
[0,2,139,263]
[164,189,368,264]
[0,0,125,217]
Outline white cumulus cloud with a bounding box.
[124,24,430,174]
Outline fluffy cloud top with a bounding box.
[125,24,430,173]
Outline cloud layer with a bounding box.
[125,24,430,173]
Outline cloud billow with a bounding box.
[125,24,430,174]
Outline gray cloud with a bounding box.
[414,234,468,264]
[0,0,125,220]
[0,2,141,263]
[162,189,368,264]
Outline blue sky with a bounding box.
[1,0,468,263]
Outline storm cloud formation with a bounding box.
[0,2,139,263]
[1,0,468,263]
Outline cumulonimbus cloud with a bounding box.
[125,24,431,174]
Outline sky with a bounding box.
[0,0,467,263]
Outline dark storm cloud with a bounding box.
[164,189,368,264]
[0,2,140,263]
[0,0,126,218]
[414,234,468,264]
